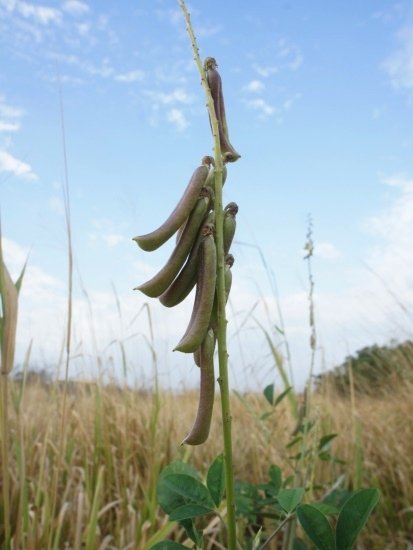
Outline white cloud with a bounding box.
[48,196,65,214]
[167,108,189,131]
[62,0,89,16]
[155,7,181,26]
[244,80,265,93]
[149,88,192,105]
[102,233,124,247]
[276,38,303,71]
[245,98,275,117]
[0,149,37,180]
[0,96,23,119]
[197,24,222,37]
[383,25,413,95]
[314,242,341,259]
[75,22,89,35]
[115,70,145,83]
[364,174,413,291]
[253,64,278,78]
[16,1,62,25]
[0,121,20,132]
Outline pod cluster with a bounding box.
[133,59,239,446]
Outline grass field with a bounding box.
[0,369,412,549]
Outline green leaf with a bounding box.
[277,487,305,513]
[318,433,338,451]
[292,538,308,550]
[207,454,226,507]
[318,451,332,462]
[157,474,214,515]
[274,386,292,407]
[259,411,274,421]
[268,464,282,493]
[150,543,188,550]
[252,527,263,549]
[297,504,335,550]
[283,475,295,488]
[336,489,380,550]
[310,502,339,516]
[286,435,303,448]
[159,460,200,482]
[323,489,353,510]
[263,383,275,405]
[181,519,203,546]
[169,503,213,522]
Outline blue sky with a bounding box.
[1,0,413,390]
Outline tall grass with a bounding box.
[0,370,411,548]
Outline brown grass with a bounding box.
[0,375,412,548]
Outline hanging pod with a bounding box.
[133,161,209,251]
[135,188,212,298]
[174,228,217,353]
[182,329,216,445]
[205,57,240,163]
[159,212,215,308]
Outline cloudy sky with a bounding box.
[1,0,413,390]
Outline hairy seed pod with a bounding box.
[133,163,209,251]
[223,202,238,254]
[193,327,216,368]
[204,57,240,163]
[183,329,216,445]
[135,189,211,298]
[210,254,234,334]
[175,219,187,244]
[201,155,215,168]
[159,214,215,308]
[174,230,217,353]
[175,167,218,244]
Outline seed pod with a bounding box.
[223,202,238,254]
[175,219,187,244]
[205,57,240,163]
[193,327,216,368]
[135,189,211,298]
[174,230,217,353]
[159,213,215,308]
[209,254,234,334]
[133,162,209,251]
[175,165,219,244]
[182,329,216,445]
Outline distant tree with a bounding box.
[316,340,413,396]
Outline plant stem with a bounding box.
[259,513,292,550]
[1,374,11,548]
[178,2,237,547]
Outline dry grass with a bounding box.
[0,373,411,548]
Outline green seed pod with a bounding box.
[133,162,209,251]
[174,230,217,353]
[135,189,211,298]
[204,57,240,163]
[223,202,238,254]
[193,326,216,368]
[209,254,234,334]
[182,329,216,445]
[159,213,215,308]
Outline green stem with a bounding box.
[178,2,237,548]
[260,513,292,550]
[1,374,11,549]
